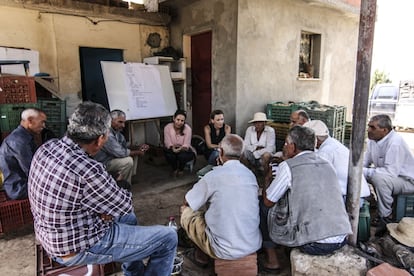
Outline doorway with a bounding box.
[191,31,212,136]
[79,47,123,109]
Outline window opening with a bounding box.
[298,31,321,79]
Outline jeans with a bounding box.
[207,149,219,165]
[259,196,277,249]
[164,148,195,171]
[53,212,178,276]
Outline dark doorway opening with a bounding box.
[191,31,212,136]
[79,47,123,109]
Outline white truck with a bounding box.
[394,80,414,130]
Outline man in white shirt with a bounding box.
[363,114,414,230]
[180,134,262,266]
[304,120,370,205]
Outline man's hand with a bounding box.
[131,144,149,156]
[139,144,150,152]
[100,214,113,222]
[180,200,189,215]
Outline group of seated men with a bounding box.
[0,101,413,274]
[179,110,414,270]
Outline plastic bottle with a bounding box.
[167,216,178,232]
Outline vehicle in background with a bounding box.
[394,80,414,130]
[368,83,399,121]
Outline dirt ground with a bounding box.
[0,154,290,276]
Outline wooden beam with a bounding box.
[346,0,377,246]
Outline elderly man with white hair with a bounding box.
[0,108,47,199]
[304,120,370,205]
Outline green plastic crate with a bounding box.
[329,126,345,144]
[38,99,66,123]
[395,194,414,222]
[266,102,300,123]
[46,121,67,138]
[300,104,346,129]
[0,102,40,132]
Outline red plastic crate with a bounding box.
[0,196,33,234]
[0,76,36,104]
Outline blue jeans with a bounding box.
[207,149,219,165]
[259,196,276,249]
[53,212,178,276]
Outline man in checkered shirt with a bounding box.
[28,101,177,276]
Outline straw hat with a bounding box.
[248,112,271,123]
[386,217,414,247]
[304,120,329,136]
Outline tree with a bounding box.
[370,69,392,90]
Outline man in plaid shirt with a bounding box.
[28,102,177,276]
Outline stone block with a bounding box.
[290,245,368,276]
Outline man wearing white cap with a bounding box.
[241,112,275,177]
[304,120,370,205]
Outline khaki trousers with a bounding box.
[180,206,218,259]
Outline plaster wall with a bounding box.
[0,6,168,112]
[236,0,359,133]
[169,0,238,131]
[169,0,359,135]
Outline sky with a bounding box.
[371,0,414,84]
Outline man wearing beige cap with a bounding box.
[304,120,370,205]
[241,112,275,177]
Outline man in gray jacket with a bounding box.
[94,110,149,184]
[259,125,351,271]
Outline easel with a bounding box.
[127,118,163,147]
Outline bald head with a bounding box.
[20,108,46,135]
[290,110,310,127]
[220,134,244,158]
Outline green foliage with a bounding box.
[371,69,392,90]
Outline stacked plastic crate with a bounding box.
[299,102,347,144]
[266,102,299,151]
[0,75,67,141]
[38,99,67,137]
[266,101,347,151]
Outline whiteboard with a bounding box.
[101,61,177,120]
